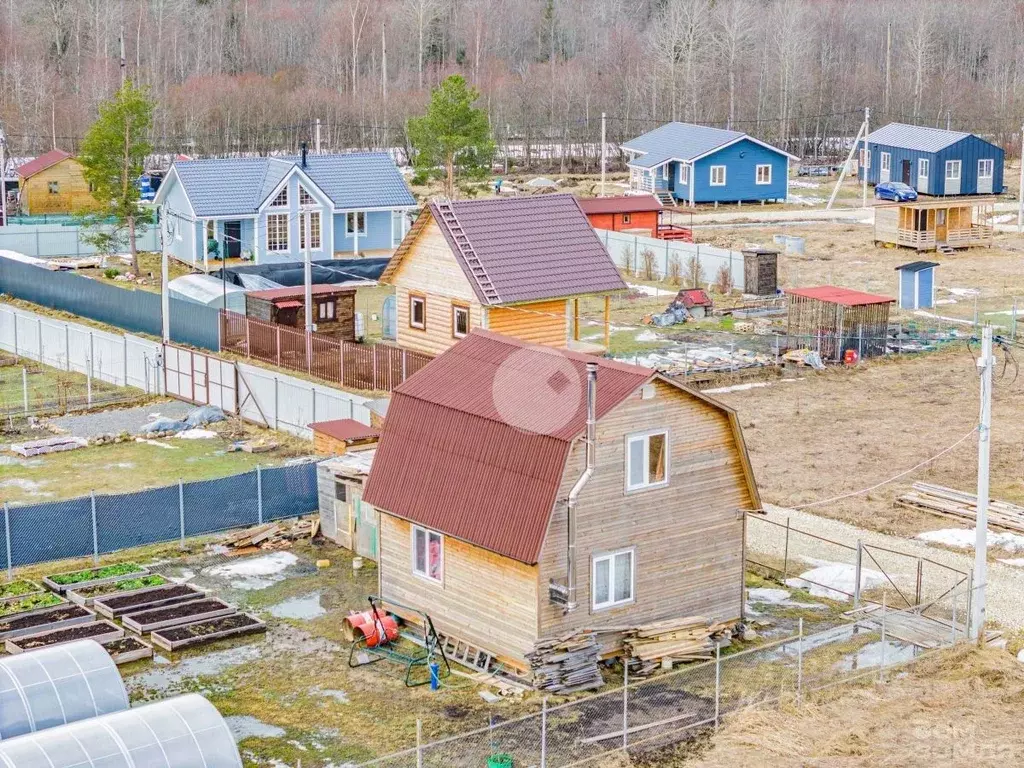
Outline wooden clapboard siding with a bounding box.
[20,158,98,215]
[537,378,751,640]
[389,218,484,356]
[378,514,539,667]
[487,299,568,347]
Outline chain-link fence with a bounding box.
[355,591,968,768]
[0,360,147,420]
[0,463,318,576]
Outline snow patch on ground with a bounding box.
[785,561,886,601]
[136,438,179,450]
[913,310,975,326]
[998,558,1024,568]
[704,381,773,394]
[634,330,660,342]
[947,287,980,297]
[0,478,52,496]
[788,180,821,189]
[934,299,958,306]
[747,588,791,603]
[205,551,298,590]
[627,283,670,298]
[788,194,825,206]
[174,429,218,440]
[917,528,1024,553]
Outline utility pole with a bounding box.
[862,107,870,209]
[1017,123,1024,234]
[161,244,170,343]
[970,325,993,641]
[826,110,868,210]
[119,28,126,85]
[303,210,314,347]
[0,120,8,227]
[600,112,607,198]
[883,23,892,118]
[381,21,388,102]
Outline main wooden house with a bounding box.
[16,150,98,215]
[379,195,627,356]
[362,330,760,672]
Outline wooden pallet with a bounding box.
[897,482,1024,534]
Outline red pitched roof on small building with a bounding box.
[676,288,713,308]
[308,419,379,443]
[16,150,73,179]
[362,330,654,564]
[786,286,894,307]
[576,195,663,215]
[247,284,354,302]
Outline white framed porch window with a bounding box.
[346,211,367,236]
[710,165,726,186]
[978,159,994,179]
[299,211,322,250]
[945,160,961,180]
[679,164,690,185]
[625,429,669,492]
[880,152,891,173]
[412,525,443,583]
[592,548,634,610]
[266,213,288,252]
[755,164,772,185]
[918,158,930,182]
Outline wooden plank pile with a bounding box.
[897,482,1024,534]
[623,616,727,675]
[220,517,318,555]
[527,632,603,693]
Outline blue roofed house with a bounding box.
[621,122,798,206]
[153,151,417,269]
[862,123,1005,197]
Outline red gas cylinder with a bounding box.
[359,614,400,648]
[342,609,378,642]
[844,349,859,366]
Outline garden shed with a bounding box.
[895,261,938,310]
[786,286,894,360]
[244,284,357,340]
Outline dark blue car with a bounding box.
[874,181,918,202]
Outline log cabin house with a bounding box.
[362,330,760,673]
[244,284,356,340]
[379,195,628,356]
[873,197,994,252]
[16,150,98,215]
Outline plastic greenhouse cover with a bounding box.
[0,640,129,741]
[0,693,242,768]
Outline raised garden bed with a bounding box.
[0,592,64,618]
[0,603,93,641]
[102,636,154,665]
[6,619,122,654]
[43,563,149,594]
[122,598,234,635]
[0,580,44,606]
[150,613,267,652]
[93,584,205,620]
[67,574,169,607]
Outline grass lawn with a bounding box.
[0,358,143,416]
[77,252,193,294]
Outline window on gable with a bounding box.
[412,525,443,582]
[593,548,634,610]
[755,164,772,185]
[626,430,669,492]
[409,294,426,330]
[346,211,367,236]
[710,165,726,186]
[299,211,321,250]
[48,181,60,194]
[266,213,288,252]
[271,187,288,207]
[298,185,315,206]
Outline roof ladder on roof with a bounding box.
[434,199,501,303]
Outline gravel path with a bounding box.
[748,504,1024,630]
[48,400,193,439]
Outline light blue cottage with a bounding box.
[154,151,417,269]
[621,122,798,206]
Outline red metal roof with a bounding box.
[676,288,712,308]
[16,150,72,179]
[425,194,628,306]
[247,284,355,301]
[786,286,894,307]
[362,330,654,564]
[576,195,662,215]
[308,418,380,442]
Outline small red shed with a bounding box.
[577,195,662,237]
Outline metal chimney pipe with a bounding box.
[301,141,308,168]
[565,362,598,613]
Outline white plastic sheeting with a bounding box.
[0,693,242,767]
[168,274,247,314]
[0,640,129,740]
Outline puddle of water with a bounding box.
[269,593,326,620]
[127,643,263,694]
[836,640,917,672]
[204,551,299,591]
[226,715,285,741]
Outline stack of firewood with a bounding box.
[220,517,319,555]
[623,616,727,672]
[527,632,603,693]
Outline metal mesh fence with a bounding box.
[0,362,146,419]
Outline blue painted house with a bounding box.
[863,123,1004,197]
[621,122,797,206]
[154,151,416,269]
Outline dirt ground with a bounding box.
[712,347,1024,541]
[687,645,1024,767]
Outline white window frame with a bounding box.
[945,160,961,181]
[592,547,635,611]
[625,429,670,493]
[299,211,322,250]
[298,184,315,207]
[918,158,930,181]
[978,158,994,179]
[412,525,443,583]
[346,211,367,237]
[859,149,871,169]
[270,187,288,207]
[452,304,469,338]
[709,165,726,186]
[266,213,289,252]
[679,163,690,185]
[755,164,772,185]
[880,152,891,173]
[409,294,426,330]
[318,299,336,321]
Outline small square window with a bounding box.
[622,213,632,225]
[318,300,336,321]
[412,525,443,582]
[452,304,469,338]
[710,166,726,186]
[593,548,634,610]
[626,430,669,492]
[410,295,426,330]
[48,181,60,194]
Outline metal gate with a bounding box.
[163,344,238,413]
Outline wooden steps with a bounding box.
[655,191,676,208]
[936,243,955,256]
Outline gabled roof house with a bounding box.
[16,149,98,216]
[154,151,416,270]
[363,330,760,671]
[622,122,797,206]
[380,194,627,356]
